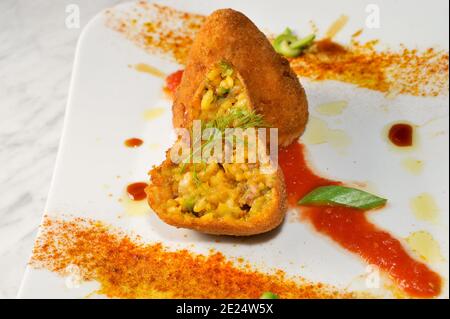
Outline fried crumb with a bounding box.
[30,216,365,299]
[106,3,448,97]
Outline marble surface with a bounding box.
[0,0,128,299]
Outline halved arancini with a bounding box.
[146,144,287,236]
[173,8,309,146]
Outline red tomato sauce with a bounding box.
[278,141,441,298]
[124,138,143,148]
[165,70,184,95]
[388,123,414,147]
[278,142,340,205]
[126,182,148,201]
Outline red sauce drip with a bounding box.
[126,182,148,201]
[388,123,413,147]
[278,142,339,205]
[124,138,143,148]
[165,70,184,95]
[278,141,441,298]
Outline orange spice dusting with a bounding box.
[290,37,449,97]
[105,3,448,97]
[30,217,365,299]
[105,1,205,65]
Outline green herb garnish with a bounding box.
[192,163,201,185]
[273,28,315,58]
[179,108,265,174]
[298,185,387,210]
[205,107,266,131]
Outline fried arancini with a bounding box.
[173,8,308,146]
[146,145,287,236]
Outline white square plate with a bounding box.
[19,0,449,298]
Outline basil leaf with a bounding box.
[298,185,387,210]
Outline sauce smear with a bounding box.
[126,182,148,201]
[278,141,441,298]
[134,63,166,78]
[278,142,339,205]
[388,123,414,147]
[124,138,144,148]
[165,70,184,95]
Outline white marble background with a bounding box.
[0,0,129,299]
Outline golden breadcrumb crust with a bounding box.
[173,9,309,146]
[146,149,287,236]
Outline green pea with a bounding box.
[182,196,196,212]
[260,291,279,299]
